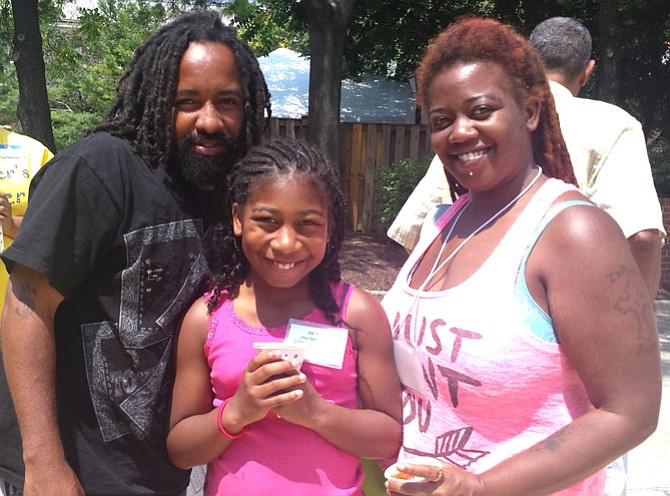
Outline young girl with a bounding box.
[167,139,402,496]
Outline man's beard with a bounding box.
[174,131,242,190]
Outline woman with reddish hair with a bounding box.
[382,18,660,495]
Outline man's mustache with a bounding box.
[181,131,236,147]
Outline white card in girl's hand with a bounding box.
[252,342,305,368]
[285,318,348,369]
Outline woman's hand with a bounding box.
[386,461,486,496]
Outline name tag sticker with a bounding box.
[285,318,348,369]
[393,340,429,398]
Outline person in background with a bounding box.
[388,17,664,302]
[167,139,402,495]
[0,10,270,496]
[0,127,53,319]
[530,16,664,299]
[382,17,660,496]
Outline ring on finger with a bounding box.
[430,467,443,484]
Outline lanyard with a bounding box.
[396,165,543,344]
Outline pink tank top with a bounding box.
[203,281,364,496]
[382,179,605,495]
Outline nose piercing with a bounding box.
[469,171,474,176]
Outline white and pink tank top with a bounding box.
[382,178,605,495]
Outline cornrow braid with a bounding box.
[417,17,576,198]
[89,10,271,169]
[207,140,347,325]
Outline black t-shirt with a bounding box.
[0,132,209,495]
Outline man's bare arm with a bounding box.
[0,264,83,495]
[627,229,662,300]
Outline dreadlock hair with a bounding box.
[207,139,347,325]
[416,17,576,201]
[89,10,271,169]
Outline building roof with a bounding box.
[258,48,417,124]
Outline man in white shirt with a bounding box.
[388,16,664,302]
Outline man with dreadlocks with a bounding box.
[0,10,269,496]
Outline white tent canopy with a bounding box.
[258,48,417,124]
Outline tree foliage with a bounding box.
[1,0,234,150]
[0,0,668,157]
[229,0,308,55]
[375,156,432,229]
[48,0,171,116]
[343,1,497,81]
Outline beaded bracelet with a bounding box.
[216,398,248,439]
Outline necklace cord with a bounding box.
[420,165,543,290]
[397,165,544,343]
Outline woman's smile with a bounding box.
[428,61,539,194]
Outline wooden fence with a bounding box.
[265,118,434,234]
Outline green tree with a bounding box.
[304,0,355,167]
[46,1,183,149]
[613,0,670,136]
[229,0,307,55]
[52,0,170,114]
[228,0,354,169]
[2,0,668,156]
[8,0,55,150]
[2,0,233,150]
[343,1,495,81]
[0,0,64,125]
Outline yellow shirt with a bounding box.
[0,127,54,315]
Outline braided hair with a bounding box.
[207,140,347,325]
[416,17,575,200]
[89,10,271,169]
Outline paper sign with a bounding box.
[285,318,348,369]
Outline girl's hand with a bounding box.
[272,379,323,427]
[386,461,486,496]
[225,351,306,428]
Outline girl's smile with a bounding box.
[233,176,330,291]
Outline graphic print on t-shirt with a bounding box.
[392,310,490,468]
[82,219,207,444]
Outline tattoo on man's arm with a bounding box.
[606,264,656,352]
[14,280,38,318]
